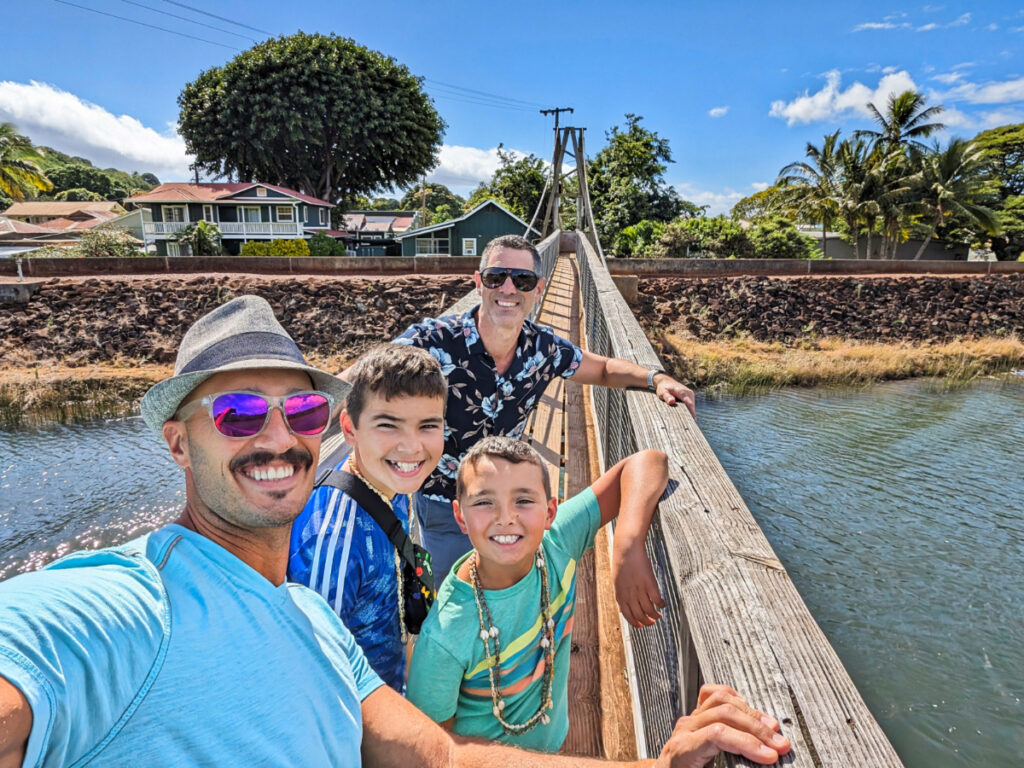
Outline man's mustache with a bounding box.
[229,448,314,473]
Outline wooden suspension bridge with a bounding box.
[320,126,905,767]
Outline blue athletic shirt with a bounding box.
[289,459,411,691]
[0,524,383,767]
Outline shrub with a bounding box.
[331,237,349,256]
[21,229,142,259]
[653,216,753,258]
[614,219,667,257]
[268,238,310,258]
[307,231,334,257]
[240,241,271,257]
[747,216,819,259]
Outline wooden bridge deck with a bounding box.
[526,251,637,760]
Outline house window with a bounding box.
[202,205,215,222]
[462,238,477,257]
[256,187,267,197]
[162,205,187,223]
[415,236,450,256]
[240,206,262,223]
[319,208,326,225]
[276,206,294,223]
[166,241,181,257]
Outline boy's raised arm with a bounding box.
[589,449,669,627]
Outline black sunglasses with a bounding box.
[479,267,540,292]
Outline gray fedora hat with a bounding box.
[140,295,350,434]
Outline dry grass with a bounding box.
[655,333,1024,396]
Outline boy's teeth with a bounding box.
[391,461,421,473]
[492,535,521,544]
[247,465,295,481]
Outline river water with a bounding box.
[1,378,1022,765]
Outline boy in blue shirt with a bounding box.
[289,344,446,690]
[407,437,670,752]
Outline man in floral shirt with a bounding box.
[395,234,695,581]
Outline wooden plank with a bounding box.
[558,251,603,758]
[575,234,904,767]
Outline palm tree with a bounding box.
[856,90,945,152]
[0,123,51,202]
[835,137,881,258]
[909,140,998,260]
[173,220,223,256]
[777,130,842,258]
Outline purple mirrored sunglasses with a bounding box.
[176,390,334,438]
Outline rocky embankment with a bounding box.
[1,274,474,367]
[639,274,1024,342]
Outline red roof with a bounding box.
[0,216,54,234]
[125,182,332,208]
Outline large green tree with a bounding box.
[971,123,1024,259]
[587,114,685,246]
[856,90,945,151]
[47,163,113,199]
[488,148,546,220]
[0,123,51,202]
[178,33,445,206]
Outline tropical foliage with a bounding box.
[773,90,1002,259]
[240,239,311,258]
[0,123,52,203]
[178,33,444,207]
[172,221,223,256]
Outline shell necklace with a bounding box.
[345,457,410,643]
[469,549,556,735]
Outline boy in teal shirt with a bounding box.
[407,436,670,752]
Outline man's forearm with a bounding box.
[597,356,656,390]
[454,741,654,767]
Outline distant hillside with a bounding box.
[1,134,161,211]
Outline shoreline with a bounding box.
[4,338,1022,427]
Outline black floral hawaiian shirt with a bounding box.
[393,305,583,502]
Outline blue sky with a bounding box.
[3,1,1024,213]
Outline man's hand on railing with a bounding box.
[652,373,697,421]
[654,684,791,768]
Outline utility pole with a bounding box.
[540,107,574,135]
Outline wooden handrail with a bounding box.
[574,231,904,767]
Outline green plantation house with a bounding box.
[126,183,334,256]
[397,200,539,257]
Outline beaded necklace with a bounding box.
[468,549,556,735]
[345,457,410,643]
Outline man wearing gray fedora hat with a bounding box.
[0,296,788,768]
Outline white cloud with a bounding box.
[986,23,999,31]
[853,21,904,31]
[978,108,1024,127]
[708,106,729,118]
[939,107,976,129]
[949,12,970,26]
[0,80,192,179]
[750,182,769,191]
[769,69,919,125]
[917,22,939,31]
[426,145,538,192]
[932,71,965,84]
[675,182,746,216]
[941,75,1024,104]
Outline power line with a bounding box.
[426,85,536,113]
[162,0,274,36]
[53,0,240,50]
[424,78,545,109]
[117,0,257,42]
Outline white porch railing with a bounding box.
[220,222,302,236]
[144,222,188,235]
[144,222,303,237]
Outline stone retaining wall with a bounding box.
[0,275,473,367]
[640,274,1024,342]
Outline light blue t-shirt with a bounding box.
[0,524,384,767]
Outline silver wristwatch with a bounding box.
[647,369,667,392]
